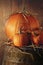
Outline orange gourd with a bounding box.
[5,13,40,47]
[5,13,30,46]
[5,13,30,40]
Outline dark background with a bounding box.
[0,0,43,45]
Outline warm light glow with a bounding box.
[13,34,29,47]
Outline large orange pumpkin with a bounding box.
[5,13,31,47]
[5,13,30,40]
[5,13,40,47]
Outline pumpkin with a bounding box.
[27,15,40,45]
[5,13,31,47]
[5,13,40,47]
[5,13,30,40]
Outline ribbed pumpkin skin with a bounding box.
[5,13,40,47]
[5,13,30,40]
[5,13,31,47]
[27,15,40,30]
